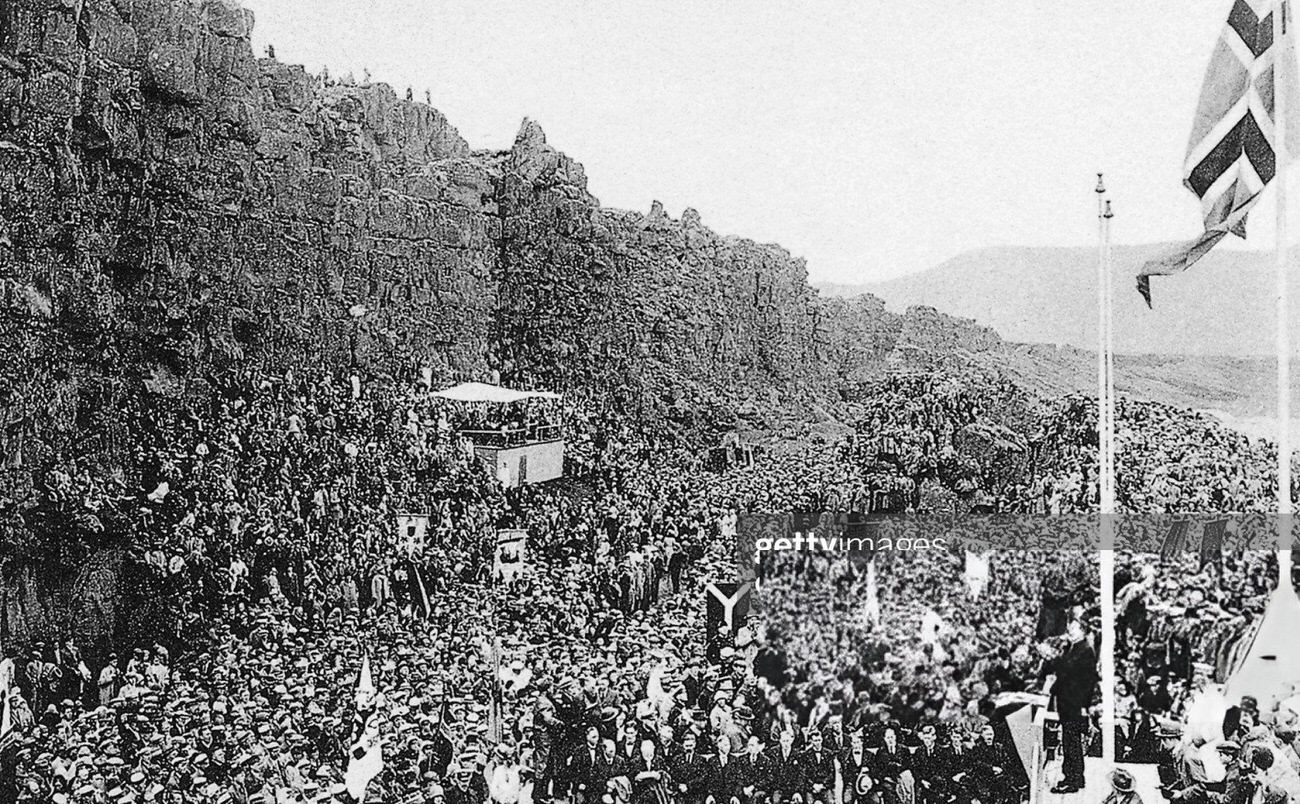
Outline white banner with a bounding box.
[965,550,990,599]
[396,514,429,557]
[494,529,527,583]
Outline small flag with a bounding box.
[1200,519,1229,570]
[436,697,453,743]
[413,565,433,619]
[1160,519,1194,561]
[345,656,384,802]
[0,692,15,752]
[1138,0,1300,306]
[865,559,881,624]
[964,551,991,599]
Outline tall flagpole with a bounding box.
[1096,175,1117,766]
[1096,174,1110,505]
[1105,200,1116,507]
[1279,0,1294,590]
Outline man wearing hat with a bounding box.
[1222,698,1259,744]
[1103,768,1147,804]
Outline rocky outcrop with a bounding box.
[0,0,1048,643]
[0,0,1019,505]
[0,0,848,491]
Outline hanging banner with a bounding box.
[965,550,990,599]
[493,529,528,584]
[396,514,429,558]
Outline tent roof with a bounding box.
[430,382,561,404]
[1225,580,1300,708]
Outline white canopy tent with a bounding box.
[430,382,561,404]
[1224,573,1300,710]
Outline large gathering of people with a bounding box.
[0,358,1297,804]
[1108,549,1300,804]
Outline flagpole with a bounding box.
[1096,176,1117,767]
[1279,0,1294,591]
[1105,200,1116,509]
[1096,174,1108,505]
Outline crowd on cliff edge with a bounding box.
[0,366,1292,804]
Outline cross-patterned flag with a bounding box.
[1138,0,1300,306]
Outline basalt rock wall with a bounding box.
[0,0,1023,645]
[0,0,847,495]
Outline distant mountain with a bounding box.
[819,245,1300,357]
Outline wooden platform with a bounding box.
[1036,760,1162,804]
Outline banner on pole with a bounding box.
[396,514,429,558]
[493,529,528,584]
[704,581,752,664]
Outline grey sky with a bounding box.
[247,1,1292,285]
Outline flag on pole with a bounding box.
[1200,519,1229,570]
[345,655,384,802]
[436,696,453,743]
[0,691,15,752]
[1160,519,1194,561]
[413,564,433,619]
[1138,0,1300,306]
[864,559,881,625]
[964,550,991,599]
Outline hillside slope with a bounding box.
[821,245,1298,357]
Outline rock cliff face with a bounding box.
[0,0,1012,494]
[0,0,1035,644]
[0,0,857,486]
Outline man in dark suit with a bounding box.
[766,730,805,804]
[871,727,908,804]
[939,728,972,804]
[967,724,1009,804]
[630,739,673,804]
[907,724,944,804]
[671,731,710,804]
[1049,618,1098,794]
[838,730,871,804]
[801,729,836,804]
[566,727,610,803]
[736,735,770,804]
[704,734,743,804]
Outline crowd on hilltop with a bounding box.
[841,379,1292,515]
[1033,398,1287,514]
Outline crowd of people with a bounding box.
[2,357,1298,804]
[0,364,1041,804]
[1107,549,1300,804]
